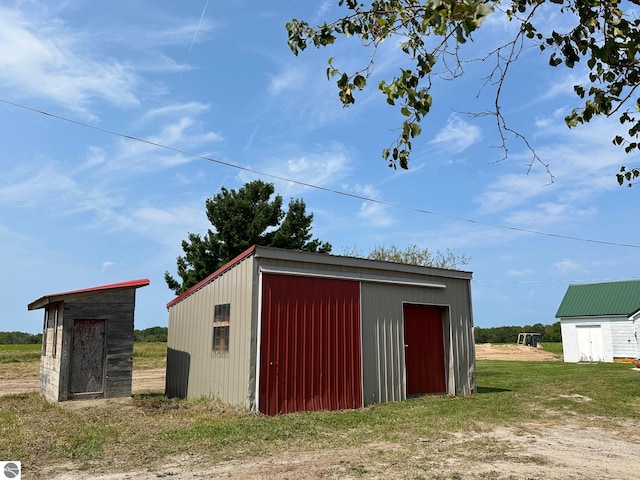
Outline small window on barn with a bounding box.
[212,304,230,354]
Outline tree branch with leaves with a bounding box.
[286,0,640,185]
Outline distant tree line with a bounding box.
[1,328,168,344]
[474,322,562,344]
[0,331,42,344]
[133,327,168,343]
[3,323,560,345]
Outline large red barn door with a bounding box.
[259,274,362,415]
[403,304,446,395]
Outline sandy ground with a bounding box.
[6,346,640,479]
[474,343,563,361]
[0,367,166,396]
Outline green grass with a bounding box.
[0,342,166,368]
[0,344,41,363]
[133,342,167,369]
[1,358,639,477]
[540,342,563,355]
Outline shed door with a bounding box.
[403,304,446,395]
[576,325,604,362]
[259,274,362,415]
[69,319,106,395]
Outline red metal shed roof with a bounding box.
[28,278,150,310]
[166,246,256,309]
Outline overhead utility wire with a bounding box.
[2,97,639,249]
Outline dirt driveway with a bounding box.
[0,367,166,396]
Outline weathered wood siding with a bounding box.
[39,289,137,401]
[39,303,64,401]
[61,289,136,399]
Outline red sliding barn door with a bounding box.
[403,304,446,395]
[259,274,362,415]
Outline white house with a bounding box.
[555,280,640,363]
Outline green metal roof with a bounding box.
[555,280,640,318]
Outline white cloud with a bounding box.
[80,146,106,170]
[108,203,210,249]
[267,67,305,96]
[430,115,482,154]
[0,5,139,115]
[0,162,77,207]
[141,102,211,122]
[507,268,534,277]
[104,107,223,173]
[101,261,115,272]
[353,184,394,228]
[552,258,587,275]
[246,145,352,196]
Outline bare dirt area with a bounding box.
[0,367,165,396]
[474,343,562,361]
[48,420,640,480]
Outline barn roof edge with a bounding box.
[166,245,473,309]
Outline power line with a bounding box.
[2,97,639,249]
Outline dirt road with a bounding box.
[0,368,165,396]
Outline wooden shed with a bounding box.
[556,280,640,363]
[27,279,150,402]
[166,246,475,415]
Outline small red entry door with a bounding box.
[403,304,446,395]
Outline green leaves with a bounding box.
[165,181,332,294]
[617,166,640,187]
[287,0,640,183]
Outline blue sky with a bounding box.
[2,1,639,334]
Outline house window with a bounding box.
[212,304,230,354]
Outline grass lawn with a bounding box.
[0,343,41,363]
[540,342,563,356]
[0,342,166,368]
[1,353,639,476]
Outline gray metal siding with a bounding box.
[360,278,475,406]
[166,255,255,407]
[165,247,475,412]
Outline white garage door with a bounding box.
[576,325,604,362]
